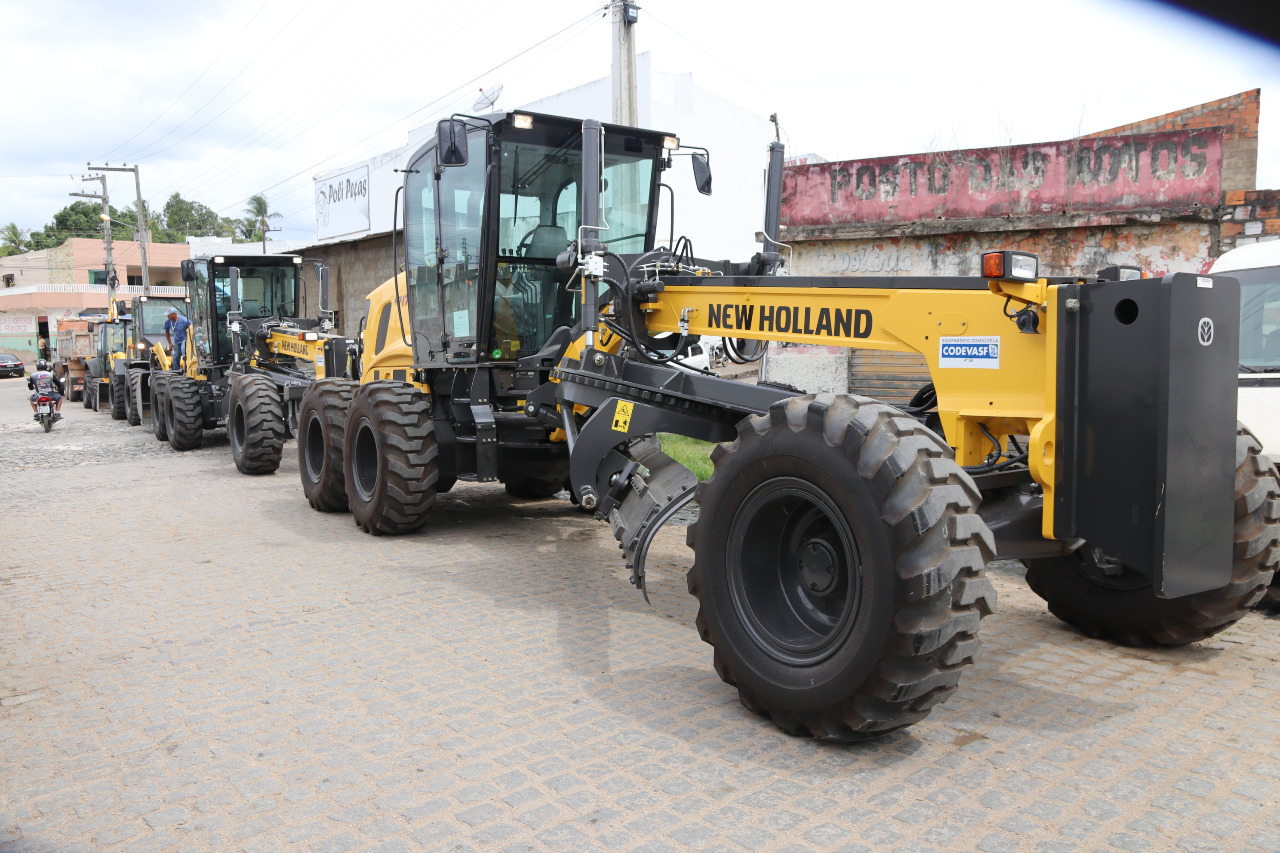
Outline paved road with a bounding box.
[2,375,1279,853]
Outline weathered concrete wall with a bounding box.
[298,233,398,336]
[790,221,1217,278]
[784,129,1223,237]
[47,242,75,284]
[761,344,849,394]
[1086,89,1258,192]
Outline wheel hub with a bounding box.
[726,478,862,666]
[798,540,838,594]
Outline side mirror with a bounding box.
[318,265,331,313]
[180,259,196,282]
[691,152,712,196]
[437,119,469,167]
[228,267,241,315]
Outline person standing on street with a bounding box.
[164,307,192,370]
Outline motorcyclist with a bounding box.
[27,359,64,420]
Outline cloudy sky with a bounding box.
[2,0,1278,245]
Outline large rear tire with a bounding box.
[109,372,127,420]
[150,374,170,441]
[687,394,996,741]
[344,381,438,535]
[127,368,146,427]
[82,380,93,408]
[165,375,204,452]
[228,374,286,475]
[123,371,141,426]
[298,379,357,512]
[1024,423,1280,645]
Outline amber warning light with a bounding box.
[982,250,1039,282]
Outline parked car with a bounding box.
[1211,241,1280,453]
[0,353,25,378]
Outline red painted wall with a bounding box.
[783,129,1224,228]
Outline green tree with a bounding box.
[162,193,236,241]
[1,222,28,256]
[238,193,282,243]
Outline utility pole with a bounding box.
[70,175,118,317]
[611,0,638,126]
[88,164,151,297]
[262,223,282,254]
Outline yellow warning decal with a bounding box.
[612,400,634,432]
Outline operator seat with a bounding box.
[525,225,568,259]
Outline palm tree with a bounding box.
[241,194,282,245]
[1,222,28,256]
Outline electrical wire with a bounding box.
[207,6,608,219]
[98,0,273,161]
[117,0,319,163]
[171,0,507,198]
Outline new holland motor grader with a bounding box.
[121,294,189,427]
[306,110,1280,742]
[145,254,358,465]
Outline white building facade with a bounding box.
[310,54,778,264]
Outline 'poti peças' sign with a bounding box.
[783,129,1223,229]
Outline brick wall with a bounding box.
[1085,89,1259,191]
[298,233,396,336]
[1219,189,1280,252]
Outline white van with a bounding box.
[1212,240,1280,452]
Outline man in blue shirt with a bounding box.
[164,307,193,369]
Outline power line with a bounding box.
[212,6,607,218]
[118,0,318,163]
[98,0,273,162]
[127,0,350,164]
[172,0,505,199]
[170,0,571,206]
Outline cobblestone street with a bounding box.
[2,375,1280,853]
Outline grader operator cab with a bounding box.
[304,111,1280,742]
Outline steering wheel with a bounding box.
[515,228,539,258]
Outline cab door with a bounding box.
[435,128,488,364]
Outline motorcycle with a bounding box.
[34,396,57,432]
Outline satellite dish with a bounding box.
[473,84,504,112]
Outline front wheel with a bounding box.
[228,374,286,475]
[343,381,438,535]
[1024,423,1280,645]
[109,372,127,420]
[687,394,996,741]
[165,376,204,452]
[150,374,170,441]
[127,368,146,427]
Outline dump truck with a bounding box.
[52,318,102,401]
[301,110,1280,741]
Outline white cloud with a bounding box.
[1,0,1276,244]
